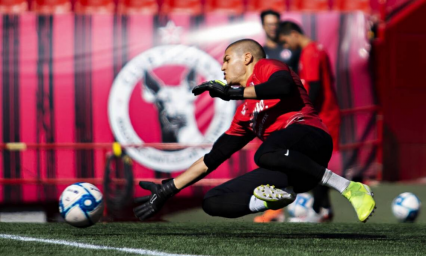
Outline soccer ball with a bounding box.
[287,193,314,218]
[59,183,104,228]
[392,192,421,223]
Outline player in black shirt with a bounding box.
[260,10,300,73]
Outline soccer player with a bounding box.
[260,10,300,73]
[133,39,375,223]
[276,21,341,222]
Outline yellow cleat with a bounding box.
[342,182,376,222]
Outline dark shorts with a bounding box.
[255,123,333,168]
[202,124,333,218]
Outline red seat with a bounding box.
[0,0,28,13]
[334,0,371,13]
[246,0,286,13]
[117,0,158,14]
[161,0,202,15]
[75,0,115,14]
[289,0,329,11]
[204,0,244,15]
[32,0,71,14]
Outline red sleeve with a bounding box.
[225,104,250,136]
[254,59,288,83]
[301,48,320,83]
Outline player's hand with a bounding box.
[133,179,179,221]
[192,80,245,101]
[192,80,229,100]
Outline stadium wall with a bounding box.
[374,0,426,181]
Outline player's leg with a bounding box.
[301,149,341,222]
[308,149,342,222]
[253,124,328,222]
[307,185,333,222]
[202,168,294,218]
[253,124,375,222]
[254,124,331,192]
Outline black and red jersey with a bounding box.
[225,59,328,141]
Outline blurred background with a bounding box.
[0,0,425,223]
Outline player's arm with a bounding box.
[174,133,254,189]
[299,51,322,109]
[192,71,296,100]
[245,70,296,99]
[133,133,254,221]
[306,81,322,111]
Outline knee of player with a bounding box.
[254,149,261,166]
[254,150,267,167]
[202,197,219,216]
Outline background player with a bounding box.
[133,39,375,223]
[276,21,341,222]
[260,10,300,72]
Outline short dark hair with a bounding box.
[226,39,266,60]
[260,10,280,25]
[278,21,304,35]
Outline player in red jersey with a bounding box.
[133,39,375,222]
[276,21,341,222]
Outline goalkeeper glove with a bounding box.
[133,179,179,221]
[192,80,245,101]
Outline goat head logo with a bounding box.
[108,45,235,172]
[142,68,203,144]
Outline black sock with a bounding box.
[312,185,331,213]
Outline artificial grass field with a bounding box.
[0,183,425,255]
[0,222,425,255]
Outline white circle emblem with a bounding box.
[108,45,235,172]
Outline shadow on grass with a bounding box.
[140,232,387,240]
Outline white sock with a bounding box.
[249,195,267,212]
[320,169,350,193]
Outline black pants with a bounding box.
[312,185,331,213]
[203,124,333,218]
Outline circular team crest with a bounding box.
[108,45,235,172]
[280,48,292,61]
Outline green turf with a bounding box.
[0,183,425,255]
[164,183,426,223]
[0,222,425,256]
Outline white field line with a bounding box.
[0,234,204,256]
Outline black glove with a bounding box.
[133,179,179,221]
[192,80,245,101]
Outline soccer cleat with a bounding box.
[253,185,296,210]
[254,209,285,223]
[342,182,376,222]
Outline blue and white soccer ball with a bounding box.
[59,183,104,228]
[287,193,314,218]
[392,192,421,223]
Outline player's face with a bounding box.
[221,47,246,86]
[279,32,298,50]
[262,15,279,40]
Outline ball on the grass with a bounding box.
[59,182,104,228]
[392,192,421,223]
[287,193,313,218]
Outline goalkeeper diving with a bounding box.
[133,39,376,222]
